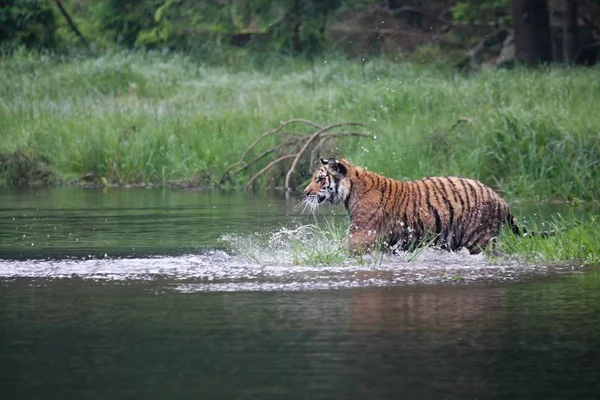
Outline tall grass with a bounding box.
[498,215,600,265]
[1,51,598,200]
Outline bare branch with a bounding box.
[238,119,324,162]
[320,132,372,139]
[219,118,325,183]
[447,117,471,133]
[222,119,370,191]
[230,136,304,176]
[310,136,330,168]
[284,122,364,191]
[245,154,297,189]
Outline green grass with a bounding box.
[497,215,600,265]
[1,51,599,200]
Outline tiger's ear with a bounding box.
[320,157,328,165]
[328,158,347,175]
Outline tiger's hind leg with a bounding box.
[466,234,497,255]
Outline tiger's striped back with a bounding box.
[303,158,515,254]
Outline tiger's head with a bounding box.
[301,158,351,212]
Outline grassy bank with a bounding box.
[498,215,600,265]
[1,51,599,200]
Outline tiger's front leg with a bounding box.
[344,226,379,255]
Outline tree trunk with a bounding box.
[52,0,88,47]
[563,0,578,64]
[512,0,553,64]
[291,0,302,54]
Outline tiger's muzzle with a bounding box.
[303,187,327,204]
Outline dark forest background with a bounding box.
[2,0,599,67]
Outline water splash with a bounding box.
[0,225,585,291]
[222,224,345,266]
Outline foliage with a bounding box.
[48,0,348,56]
[268,0,342,56]
[138,0,344,56]
[3,0,387,57]
[497,215,600,265]
[481,108,599,200]
[95,0,158,48]
[451,0,511,25]
[135,0,235,49]
[1,51,599,201]
[0,151,53,186]
[0,0,57,50]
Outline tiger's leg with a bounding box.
[467,232,495,255]
[345,228,379,255]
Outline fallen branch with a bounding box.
[219,119,324,184]
[244,154,298,189]
[239,119,323,161]
[221,119,371,191]
[284,122,365,191]
[229,136,306,177]
[448,117,471,133]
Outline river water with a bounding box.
[1,187,599,399]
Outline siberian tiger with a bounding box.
[302,157,544,255]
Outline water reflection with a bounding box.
[1,276,599,399]
[0,187,314,259]
[1,188,599,399]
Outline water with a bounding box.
[2,276,600,399]
[0,187,300,259]
[1,187,599,399]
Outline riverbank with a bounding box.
[1,51,599,201]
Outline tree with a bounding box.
[264,0,342,57]
[563,0,579,63]
[0,0,57,50]
[96,0,157,48]
[511,0,553,64]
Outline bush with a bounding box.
[0,0,57,50]
[95,0,157,48]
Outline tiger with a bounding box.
[301,157,545,255]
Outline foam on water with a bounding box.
[0,225,582,291]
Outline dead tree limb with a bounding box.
[220,119,325,184]
[309,132,371,167]
[310,136,331,167]
[222,119,371,191]
[239,119,323,161]
[245,154,298,189]
[284,122,364,191]
[229,136,305,177]
[448,117,471,133]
